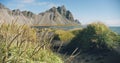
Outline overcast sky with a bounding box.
[0,0,120,26]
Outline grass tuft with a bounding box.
[0,22,63,63]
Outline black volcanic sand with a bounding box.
[64,50,120,63]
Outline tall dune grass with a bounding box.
[0,22,63,63]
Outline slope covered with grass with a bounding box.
[64,22,120,54]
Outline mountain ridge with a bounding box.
[0,3,80,26]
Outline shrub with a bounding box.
[70,28,82,35]
[65,22,119,53]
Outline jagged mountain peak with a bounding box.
[22,10,34,17]
[58,5,66,10]
[57,5,66,15]
[0,3,5,8]
[12,9,21,15]
[0,3,80,25]
[49,6,57,12]
[0,3,8,9]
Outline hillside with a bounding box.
[0,3,80,26]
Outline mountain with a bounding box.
[0,3,80,26]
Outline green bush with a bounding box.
[70,28,82,35]
[65,22,119,53]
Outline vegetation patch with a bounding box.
[54,29,75,42]
[64,22,120,53]
[0,23,63,63]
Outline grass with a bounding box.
[54,29,75,42]
[1,21,119,63]
[0,22,63,63]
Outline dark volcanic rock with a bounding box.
[57,5,67,16]
[66,10,74,21]
[75,19,80,24]
[12,9,21,15]
[57,5,74,21]
[22,11,34,17]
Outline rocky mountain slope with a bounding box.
[0,3,80,26]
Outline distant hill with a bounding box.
[0,3,80,26]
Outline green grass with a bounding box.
[54,29,75,42]
[0,22,63,63]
